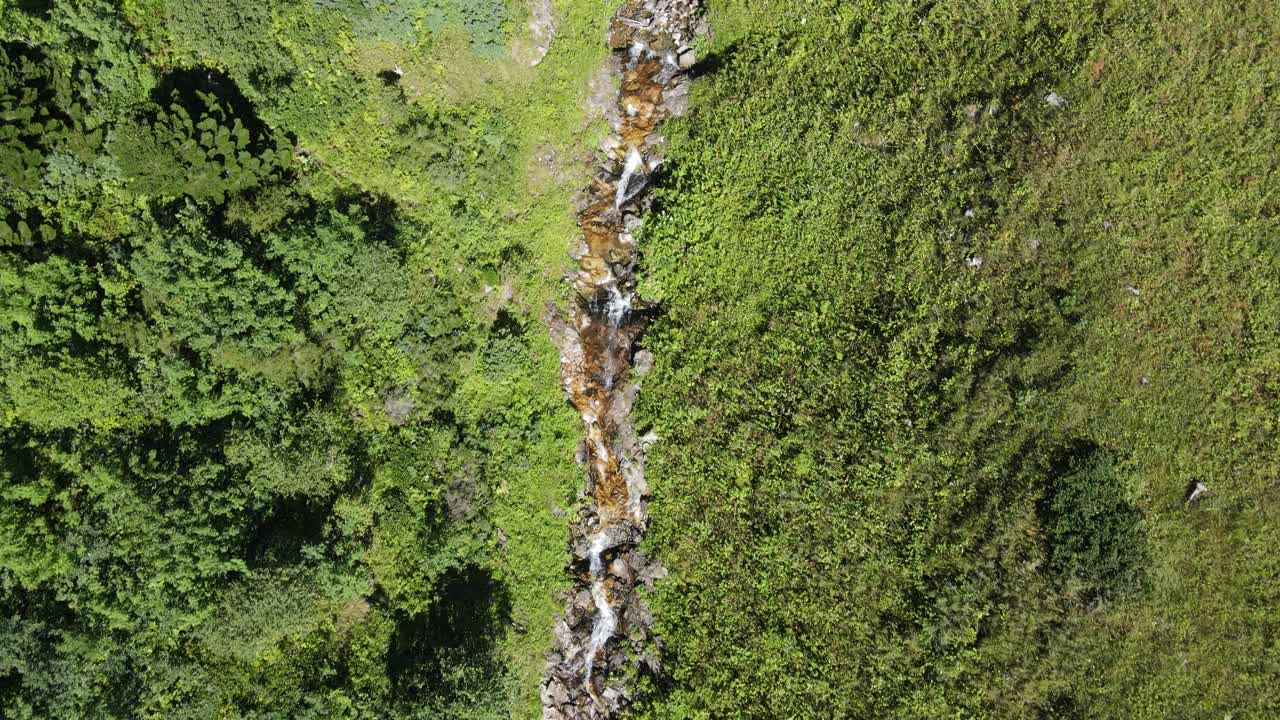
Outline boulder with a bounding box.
[609,555,634,585]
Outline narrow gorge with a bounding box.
[540,1,702,718]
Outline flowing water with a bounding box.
[540,2,702,718]
[583,533,617,695]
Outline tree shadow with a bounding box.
[10,0,51,17]
[386,565,512,704]
[242,493,333,569]
[149,67,271,140]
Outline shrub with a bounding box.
[1040,445,1149,600]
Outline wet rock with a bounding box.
[598,134,621,158]
[543,1,702,717]
[571,523,640,562]
[607,24,637,51]
[609,556,634,585]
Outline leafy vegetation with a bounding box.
[2,0,1278,717]
[1041,445,1148,601]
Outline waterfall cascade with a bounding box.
[540,2,702,718]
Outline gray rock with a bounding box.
[553,617,574,649]
[539,694,554,717]
[443,466,478,520]
[565,604,588,629]
[622,212,644,232]
[638,430,659,452]
[383,387,415,426]
[636,558,668,588]
[1187,480,1210,504]
[632,349,655,376]
[624,598,654,628]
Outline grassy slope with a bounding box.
[634,0,1280,717]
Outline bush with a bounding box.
[1040,445,1149,600]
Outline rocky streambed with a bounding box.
[540,1,702,718]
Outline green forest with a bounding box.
[1,0,1277,718]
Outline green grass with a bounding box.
[633,0,1280,717]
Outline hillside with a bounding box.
[2,1,1278,718]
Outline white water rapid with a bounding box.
[614,147,646,209]
[583,533,617,696]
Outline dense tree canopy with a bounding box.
[0,1,583,716]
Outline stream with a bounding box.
[540,1,702,718]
